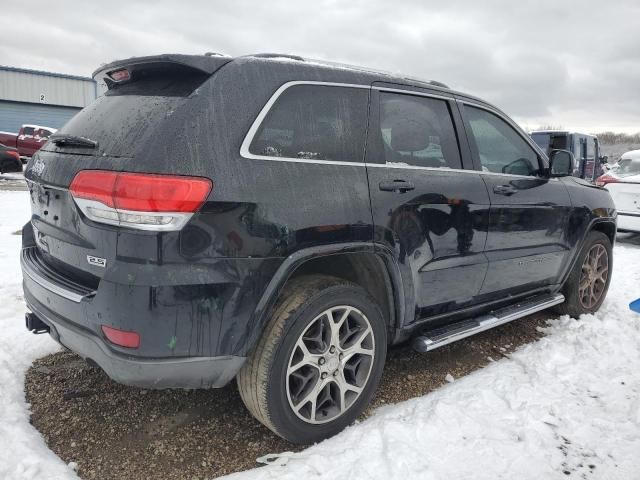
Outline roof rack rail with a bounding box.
[250,53,305,62]
[404,77,449,89]
[427,80,449,89]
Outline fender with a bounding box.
[557,215,617,287]
[245,242,406,353]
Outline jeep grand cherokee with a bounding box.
[21,53,616,444]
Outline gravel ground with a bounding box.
[25,313,548,480]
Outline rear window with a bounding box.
[41,95,184,157]
[248,84,369,162]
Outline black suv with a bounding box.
[21,53,616,444]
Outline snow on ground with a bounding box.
[226,244,640,480]
[0,188,638,480]
[0,191,74,480]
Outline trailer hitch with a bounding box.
[25,312,50,334]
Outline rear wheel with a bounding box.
[554,231,612,317]
[237,275,387,444]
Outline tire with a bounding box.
[554,230,613,318]
[237,274,387,444]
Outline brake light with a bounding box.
[70,170,212,231]
[595,174,619,187]
[108,68,130,82]
[101,325,140,349]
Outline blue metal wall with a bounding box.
[0,100,81,133]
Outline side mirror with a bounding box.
[549,149,575,177]
[599,155,609,164]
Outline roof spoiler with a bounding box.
[92,54,233,83]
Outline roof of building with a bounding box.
[0,65,94,82]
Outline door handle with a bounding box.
[493,184,518,196]
[379,180,415,193]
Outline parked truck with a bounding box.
[0,125,56,161]
[530,130,607,182]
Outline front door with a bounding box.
[365,87,490,324]
[459,102,573,300]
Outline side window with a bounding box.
[466,106,540,176]
[22,127,35,136]
[249,85,368,162]
[378,93,461,169]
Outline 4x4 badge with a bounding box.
[87,255,106,268]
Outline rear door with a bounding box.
[365,85,490,324]
[458,101,573,298]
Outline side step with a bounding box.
[412,293,565,353]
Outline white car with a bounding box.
[596,150,640,232]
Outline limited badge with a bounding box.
[87,255,107,268]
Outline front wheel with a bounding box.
[237,275,387,444]
[554,230,613,317]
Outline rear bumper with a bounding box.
[617,211,640,233]
[19,226,280,388]
[25,294,246,389]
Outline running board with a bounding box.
[412,293,565,353]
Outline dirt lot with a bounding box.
[26,313,548,480]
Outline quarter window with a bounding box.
[248,85,368,162]
[466,106,540,176]
[378,93,461,169]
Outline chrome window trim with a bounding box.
[367,162,558,180]
[239,81,370,166]
[238,80,551,180]
[367,163,473,174]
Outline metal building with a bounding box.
[0,66,97,133]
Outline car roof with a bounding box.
[621,149,640,160]
[531,130,595,138]
[95,52,489,106]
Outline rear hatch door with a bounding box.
[25,54,230,280]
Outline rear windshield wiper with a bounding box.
[49,134,98,149]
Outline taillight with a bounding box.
[70,170,212,231]
[7,150,20,161]
[101,325,140,349]
[595,174,619,187]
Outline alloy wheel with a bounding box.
[286,305,375,424]
[579,243,609,309]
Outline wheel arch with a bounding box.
[559,217,616,288]
[247,243,405,354]
[591,219,616,245]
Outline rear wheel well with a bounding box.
[591,221,616,244]
[287,253,396,340]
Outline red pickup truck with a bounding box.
[0,125,57,161]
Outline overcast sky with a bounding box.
[1,0,638,133]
